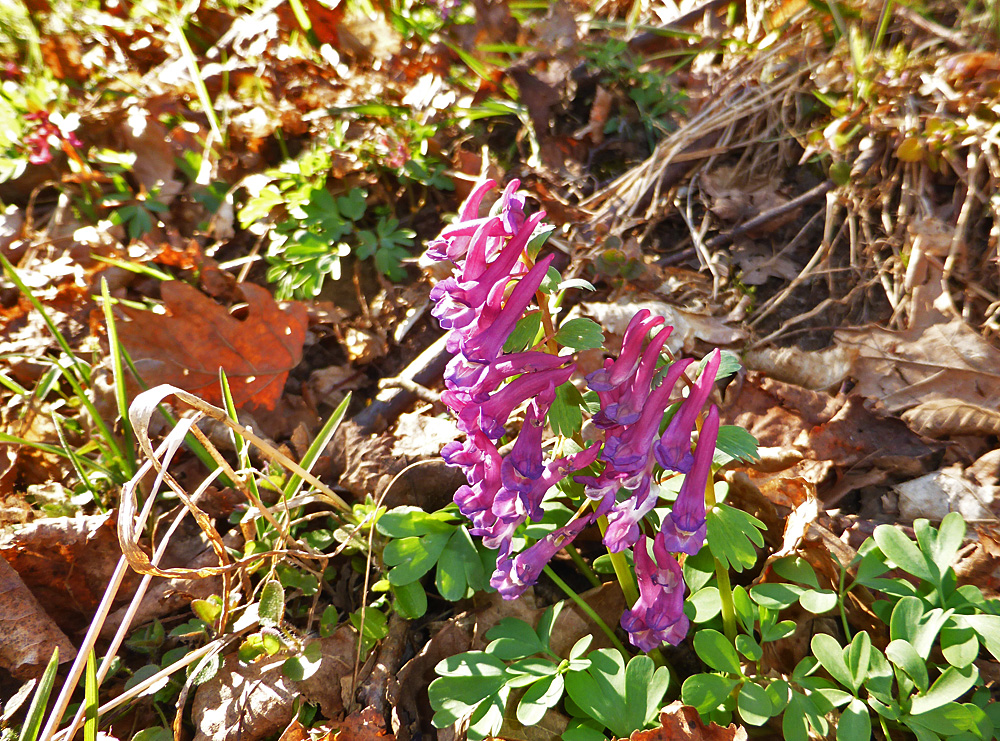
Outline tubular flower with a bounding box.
[620,535,689,651]
[657,404,720,556]
[428,179,606,596]
[655,349,722,473]
[491,513,596,599]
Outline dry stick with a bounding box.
[751,191,846,327]
[352,333,452,435]
[55,503,194,741]
[704,180,835,250]
[38,454,166,741]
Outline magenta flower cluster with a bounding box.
[427,180,722,652]
[24,111,81,165]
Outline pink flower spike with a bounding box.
[657,404,719,556]
[654,349,722,473]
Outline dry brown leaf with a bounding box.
[116,281,308,412]
[0,557,76,680]
[893,464,996,523]
[901,399,1000,438]
[333,707,396,741]
[192,653,298,741]
[621,702,747,741]
[744,344,857,390]
[0,513,137,635]
[722,373,938,497]
[835,318,1000,414]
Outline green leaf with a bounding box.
[336,189,367,221]
[738,680,774,726]
[384,531,452,585]
[799,589,839,614]
[694,629,742,674]
[887,639,929,693]
[18,647,59,741]
[736,634,763,661]
[555,318,605,351]
[909,664,978,715]
[259,580,285,627]
[131,730,172,741]
[564,650,624,734]
[714,426,760,464]
[517,673,565,725]
[838,698,871,741]
[810,634,855,692]
[732,586,755,634]
[377,506,455,537]
[391,580,427,619]
[706,504,765,573]
[846,631,871,691]
[928,512,965,578]
[283,641,323,681]
[486,618,548,660]
[681,674,739,715]
[906,702,979,737]
[503,312,542,353]
[350,607,388,651]
[430,652,508,726]
[625,655,671,732]
[954,613,1000,663]
[437,527,478,601]
[873,524,934,582]
[688,586,722,623]
[535,603,563,647]
[749,582,803,609]
[773,556,821,589]
[940,626,979,668]
[548,382,585,437]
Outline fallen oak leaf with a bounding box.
[115,281,308,411]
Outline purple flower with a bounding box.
[586,309,665,392]
[491,513,596,599]
[593,324,673,427]
[658,404,719,556]
[456,364,573,439]
[603,476,659,553]
[457,254,555,362]
[426,179,498,262]
[600,358,692,474]
[444,351,569,392]
[621,535,689,651]
[655,349,722,473]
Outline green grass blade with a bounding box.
[100,278,136,475]
[18,647,59,741]
[0,253,125,471]
[83,650,98,741]
[219,369,261,503]
[282,392,351,500]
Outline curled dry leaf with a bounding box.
[744,344,857,390]
[722,373,938,500]
[0,557,76,680]
[193,626,356,741]
[115,281,308,412]
[901,399,1000,438]
[894,464,996,523]
[621,702,747,741]
[835,318,1000,414]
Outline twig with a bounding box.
[705,180,835,250]
[353,333,452,434]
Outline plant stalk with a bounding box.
[704,471,738,643]
[544,565,629,657]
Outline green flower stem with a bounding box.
[596,515,640,607]
[566,543,601,589]
[543,565,629,658]
[704,471,738,643]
